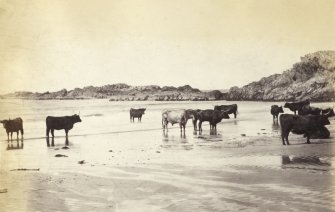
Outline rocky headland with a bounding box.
[226,51,335,102]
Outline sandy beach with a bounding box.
[0,100,334,211]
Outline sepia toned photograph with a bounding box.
[0,0,334,211]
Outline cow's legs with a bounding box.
[16,131,19,140]
[234,112,237,119]
[46,137,50,147]
[65,129,68,137]
[6,132,9,141]
[51,129,55,137]
[285,134,290,145]
[46,128,50,137]
[20,128,24,139]
[10,132,13,140]
[198,121,202,132]
[193,120,197,131]
[162,119,168,131]
[306,134,311,144]
[281,134,285,145]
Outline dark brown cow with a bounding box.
[1,118,24,140]
[298,105,321,115]
[279,114,330,145]
[270,105,284,120]
[214,104,238,118]
[46,114,81,137]
[284,99,310,115]
[130,108,146,122]
[185,109,201,131]
[197,109,230,131]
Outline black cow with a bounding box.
[298,105,321,115]
[214,104,238,118]
[130,108,146,122]
[284,99,310,115]
[279,114,330,145]
[270,105,284,120]
[308,126,330,139]
[46,114,81,137]
[321,108,335,118]
[1,117,24,140]
[185,109,201,131]
[197,109,230,131]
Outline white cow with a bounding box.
[162,109,190,133]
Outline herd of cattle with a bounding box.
[0,100,334,146]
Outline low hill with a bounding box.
[1,84,224,101]
[227,51,335,101]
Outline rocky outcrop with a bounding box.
[2,84,225,101]
[227,51,335,101]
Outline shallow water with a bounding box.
[0,99,334,211]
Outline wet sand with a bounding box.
[1,128,335,212]
[0,100,334,211]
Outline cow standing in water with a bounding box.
[214,104,238,118]
[197,109,230,131]
[185,109,201,131]
[1,117,24,140]
[279,114,330,145]
[162,109,190,134]
[270,105,284,120]
[284,99,310,115]
[130,108,146,122]
[46,114,81,137]
[298,105,322,115]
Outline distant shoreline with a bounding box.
[1,97,334,103]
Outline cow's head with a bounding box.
[185,109,196,120]
[220,111,230,119]
[1,120,9,128]
[140,108,146,114]
[278,106,284,113]
[322,108,335,118]
[317,116,330,126]
[72,114,82,123]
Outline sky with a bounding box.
[0,0,334,94]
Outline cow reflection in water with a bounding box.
[162,130,186,141]
[162,130,187,145]
[46,137,69,147]
[198,129,218,136]
[7,139,24,150]
[282,155,331,168]
[197,130,223,143]
[272,120,280,132]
